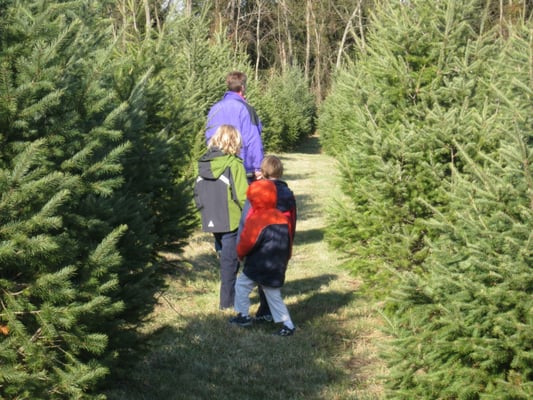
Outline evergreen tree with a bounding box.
[385,21,533,399]
[97,2,255,384]
[255,66,316,152]
[319,0,499,290]
[1,1,129,397]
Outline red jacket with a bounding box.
[237,180,291,288]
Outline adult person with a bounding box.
[194,125,248,309]
[205,71,264,181]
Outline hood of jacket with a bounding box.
[273,180,295,212]
[247,179,277,211]
[198,147,236,179]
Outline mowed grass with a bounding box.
[105,135,387,400]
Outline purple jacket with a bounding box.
[206,91,264,174]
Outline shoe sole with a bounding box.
[274,326,296,336]
[276,331,294,336]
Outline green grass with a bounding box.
[104,135,387,400]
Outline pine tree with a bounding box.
[319,0,500,290]
[93,3,254,381]
[1,1,129,398]
[385,20,533,399]
[255,66,316,151]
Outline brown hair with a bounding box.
[208,125,242,156]
[261,155,284,179]
[226,71,247,93]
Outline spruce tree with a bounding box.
[319,0,499,290]
[1,1,128,398]
[385,20,533,400]
[94,3,255,382]
[254,66,316,152]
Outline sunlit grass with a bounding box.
[104,136,387,400]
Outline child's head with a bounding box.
[208,124,242,156]
[261,155,283,179]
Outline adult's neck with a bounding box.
[232,90,246,100]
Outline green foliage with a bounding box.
[1,1,257,396]
[320,0,500,290]
[385,117,532,399]
[318,65,364,158]
[321,2,532,394]
[0,1,128,396]
[76,3,254,386]
[382,17,533,400]
[254,67,316,152]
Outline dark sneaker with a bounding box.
[229,313,253,327]
[275,325,296,336]
[254,314,273,323]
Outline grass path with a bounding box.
[106,135,385,400]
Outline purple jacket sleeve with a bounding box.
[240,118,263,173]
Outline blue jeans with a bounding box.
[213,231,239,309]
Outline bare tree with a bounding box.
[310,4,323,100]
[143,0,152,35]
[305,0,311,81]
[335,0,364,69]
[276,0,293,71]
[201,0,373,96]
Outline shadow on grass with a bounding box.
[159,233,219,285]
[282,170,313,182]
[105,256,357,400]
[295,134,322,154]
[282,192,325,223]
[104,285,360,400]
[290,289,356,323]
[286,273,336,294]
[294,227,324,245]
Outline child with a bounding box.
[194,124,248,310]
[230,179,296,336]
[237,155,297,322]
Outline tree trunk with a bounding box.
[305,0,311,81]
[335,1,363,69]
[255,0,262,81]
[185,0,192,17]
[278,0,293,71]
[234,0,241,59]
[358,1,366,50]
[143,0,151,35]
[312,6,322,102]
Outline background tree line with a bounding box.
[0,0,531,398]
[185,0,370,101]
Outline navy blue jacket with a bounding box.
[237,180,291,288]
